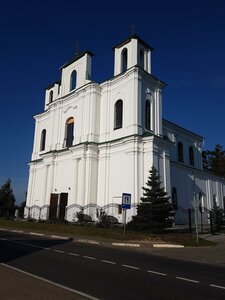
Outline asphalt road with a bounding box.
[0,230,225,300]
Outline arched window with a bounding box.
[189,146,194,166]
[40,129,46,151]
[65,117,74,147]
[140,49,144,69]
[49,90,53,103]
[121,48,128,73]
[70,70,77,91]
[178,142,184,163]
[114,100,123,130]
[172,187,178,210]
[145,100,151,130]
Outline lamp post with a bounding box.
[192,170,199,243]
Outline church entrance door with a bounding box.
[59,193,68,220]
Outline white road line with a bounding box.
[29,232,44,236]
[68,252,80,257]
[122,264,140,270]
[44,248,50,250]
[176,277,199,283]
[83,256,96,260]
[53,250,65,254]
[11,230,24,233]
[0,238,8,241]
[1,263,100,300]
[147,270,167,276]
[50,235,69,240]
[0,228,8,231]
[101,260,116,265]
[210,284,225,290]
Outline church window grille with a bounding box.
[172,187,178,210]
[70,70,77,91]
[189,146,194,166]
[121,48,128,73]
[40,129,46,151]
[178,142,184,163]
[49,90,53,103]
[65,117,74,147]
[145,100,151,130]
[114,100,123,130]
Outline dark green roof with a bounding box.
[113,34,154,51]
[45,81,61,90]
[60,51,94,70]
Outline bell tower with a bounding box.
[113,34,153,76]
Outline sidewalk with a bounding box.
[142,233,225,266]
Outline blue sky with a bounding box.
[1,0,225,203]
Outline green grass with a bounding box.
[0,219,216,246]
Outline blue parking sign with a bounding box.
[122,193,131,209]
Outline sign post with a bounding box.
[122,193,131,237]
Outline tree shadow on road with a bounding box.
[0,231,72,264]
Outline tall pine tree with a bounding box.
[130,167,173,233]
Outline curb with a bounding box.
[153,244,184,248]
[0,228,71,241]
[112,242,140,248]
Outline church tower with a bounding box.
[113,34,153,76]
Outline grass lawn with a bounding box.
[0,218,215,247]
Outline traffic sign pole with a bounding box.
[123,208,127,237]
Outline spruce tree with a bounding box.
[131,166,174,233]
[0,179,16,217]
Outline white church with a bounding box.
[25,34,225,224]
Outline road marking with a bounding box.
[176,277,199,283]
[0,238,8,241]
[1,263,100,300]
[83,256,96,260]
[147,270,167,276]
[210,284,225,290]
[29,232,44,236]
[11,230,24,233]
[68,252,80,257]
[0,228,8,231]
[122,264,140,270]
[101,260,116,265]
[50,235,69,240]
[44,248,50,250]
[53,249,65,254]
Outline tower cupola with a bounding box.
[113,34,153,76]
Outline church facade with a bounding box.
[25,35,225,224]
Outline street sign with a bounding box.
[122,193,131,209]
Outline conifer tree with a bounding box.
[0,179,16,217]
[130,166,173,233]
